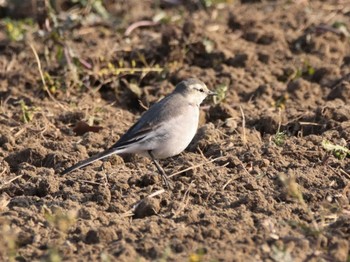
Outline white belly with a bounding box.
[151,108,199,159]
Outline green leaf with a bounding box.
[213,84,227,104]
[322,140,350,160]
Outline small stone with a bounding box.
[261,244,271,253]
[134,198,160,219]
[85,230,99,244]
[224,118,238,130]
[209,103,236,121]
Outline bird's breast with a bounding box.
[152,106,199,159]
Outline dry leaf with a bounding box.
[73,121,103,136]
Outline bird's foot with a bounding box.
[160,173,173,190]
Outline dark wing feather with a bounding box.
[109,93,184,150]
[110,123,156,149]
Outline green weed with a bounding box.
[42,206,77,261]
[0,220,18,262]
[332,21,350,36]
[99,61,163,77]
[4,18,33,41]
[292,60,315,81]
[273,131,287,147]
[19,100,37,123]
[189,248,207,262]
[322,140,350,160]
[201,0,234,8]
[273,94,288,109]
[70,0,110,19]
[280,174,305,205]
[213,84,227,104]
[270,244,293,262]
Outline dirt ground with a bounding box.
[0,0,350,261]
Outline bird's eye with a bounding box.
[199,88,204,93]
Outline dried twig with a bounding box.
[172,183,193,218]
[125,20,158,36]
[145,189,166,199]
[222,175,238,190]
[197,147,208,161]
[239,105,247,144]
[105,67,163,74]
[121,189,166,218]
[29,42,66,110]
[328,165,350,180]
[0,193,10,211]
[299,121,323,126]
[138,100,149,111]
[0,175,23,190]
[339,168,350,180]
[76,179,104,186]
[168,156,225,178]
[277,108,282,133]
[236,157,251,177]
[0,165,7,176]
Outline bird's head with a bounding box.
[174,78,216,105]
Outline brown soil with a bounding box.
[1,1,350,261]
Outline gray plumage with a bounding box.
[61,78,215,188]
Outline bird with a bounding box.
[61,78,216,188]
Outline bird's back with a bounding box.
[111,92,191,149]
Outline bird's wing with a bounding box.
[109,93,182,150]
[109,121,161,149]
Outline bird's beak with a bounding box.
[208,90,217,96]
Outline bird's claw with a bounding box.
[161,174,173,190]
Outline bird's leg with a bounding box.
[148,150,172,189]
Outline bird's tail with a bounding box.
[61,147,121,175]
